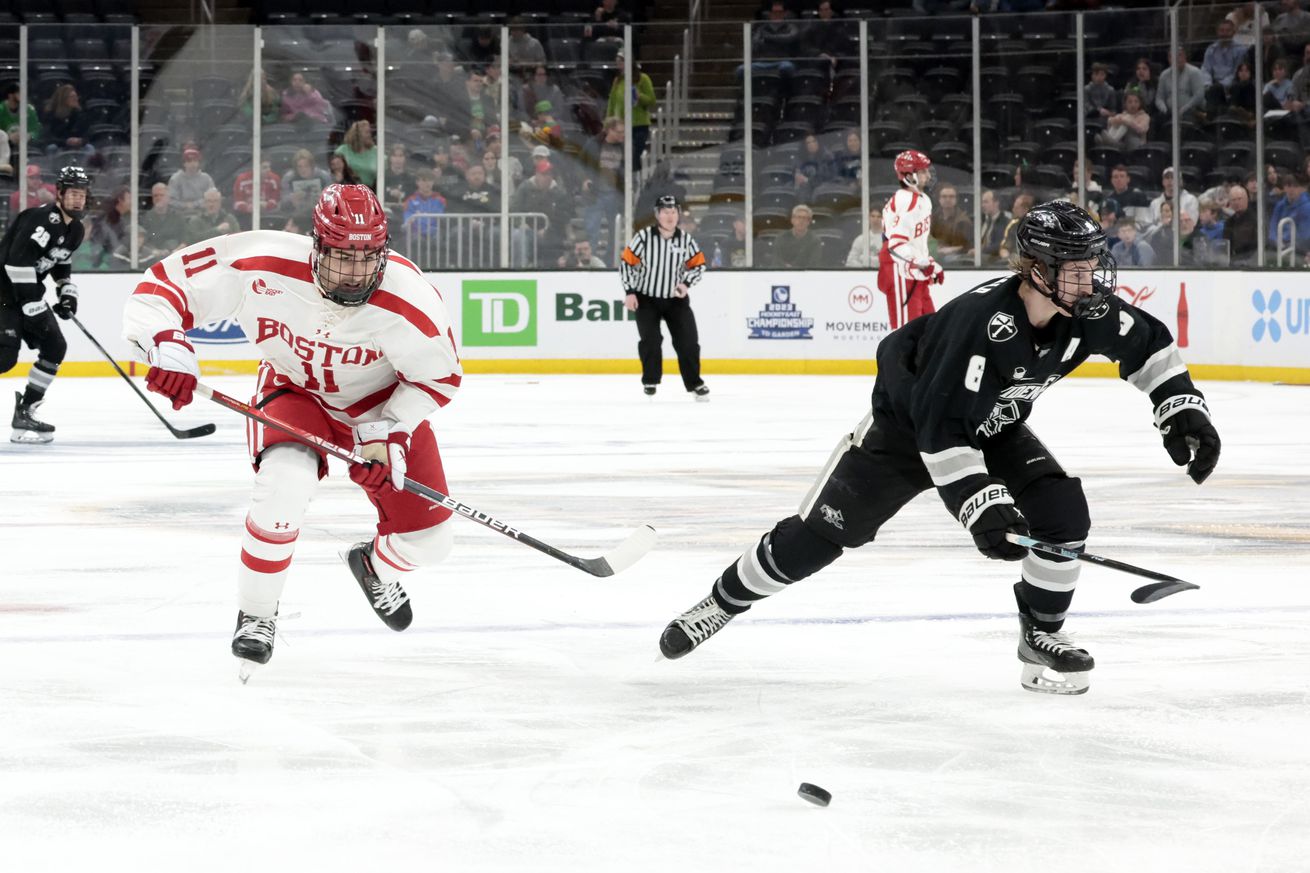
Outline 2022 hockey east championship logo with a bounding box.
[747,286,814,340]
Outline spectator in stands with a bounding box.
[1288,44,1310,117]
[1227,1,1270,48]
[1265,59,1297,114]
[931,184,972,265]
[430,144,461,192]
[1194,198,1226,262]
[507,18,547,71]
[463,27,499,69]
[141,182,183,256]
[582,116,625,248]
[977,189,1009,264]
[1099,200,1121,244]
[402,168,447,241]
[185,188,239,244]
[454,162,498,214]
[1223,182,1258,262]
[772,204,823,268]
[584,0,630,42]
[1155,47,1207,122]
[744,2,799,81]
[1097,91,1151,150]
[329,153,361,187]
[2,82,40,148]
[281,149,332,217]
[511,159,572,267]
[725,217,749,267]
[1178,209,1201,262]
[608,52,657,173]
[40,84,88,156]
[845,206,884,268]
[1123,57,1157,114]
[402,29,432,66]
[280,72,333,127]
[1203,19,1245,112]
[233,159,281,223]
[168,147,215,215]
[383,144,416,212]
[831,129,863,186]
[522,100,564,151]
[1150,167,1199,225]
[806,0,852,72]
[520,67,566,129]
[239,69,280,124]
[1270,170,1310,252]
[335,121,378,190]
[428,50,466,134]
[1111,218,1155,266]
[1229,60,1259,123]
[559,238,608,268]
[455,72,495,143]
[1071,159,1105,216]
[793,134,830,203]
[1103,164,1150,221]
[0,131,10,178]
[1085,63,1118,122]
[1141,200,1174,257]
[1274,0,1310,54]
[89,186,132,268]
[8,165,56,213]
[997,192,1033,261]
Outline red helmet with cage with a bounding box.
[894,150,932,177]
[311,184,390,306]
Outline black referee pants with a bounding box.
[635,293,703,391]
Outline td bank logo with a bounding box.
[462,280,537,346]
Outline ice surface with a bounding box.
[2,374,1308,873]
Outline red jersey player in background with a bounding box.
[878,150,943,329]
[122,184,462,677]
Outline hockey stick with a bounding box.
[1006,534,1200,603]
[69,315,216,440]
[195,381,656,577]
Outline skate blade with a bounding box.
[10,429,53,444]
[1020,662,1090,695]
[238,660,261,684]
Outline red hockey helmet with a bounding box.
[893,149,932,177]
[311,184,390,306]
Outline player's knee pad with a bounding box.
[383,522,454,569]
[770,514,844,582]
[37,327,67,366]
[1017,474,1090,544]
[249,443,320,528]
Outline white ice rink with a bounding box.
[2,373,1308,873]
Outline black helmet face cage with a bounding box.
[313,236,389,307]
[1033,249,1117,319]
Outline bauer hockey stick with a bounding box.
[1006,533,1200,603]
[195,382,656,577]
[69,315,216,440]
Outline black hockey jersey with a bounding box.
[0,205,85,310]
[872,273,1203,517]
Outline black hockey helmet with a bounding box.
[56,165,91,193]
[1016,200,1116,318]
[655,194,679,212]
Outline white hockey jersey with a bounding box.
[122,230,462,433]
[881,188,934,277]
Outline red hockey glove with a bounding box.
[145,329,199,410]
[350,421,411,493]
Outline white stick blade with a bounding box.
[601,525,658,575]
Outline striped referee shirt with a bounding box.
[620,226,706,298]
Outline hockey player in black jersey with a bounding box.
[658,201,1221,695]
[0,165,90,442]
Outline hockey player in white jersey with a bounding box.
[123,184,463,676]
[877,149,943,329]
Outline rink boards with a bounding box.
[12,268,1310,382]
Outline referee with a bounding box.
[620,194,709,399]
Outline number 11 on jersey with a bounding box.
[301,360,340,393]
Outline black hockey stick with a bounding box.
[195,381,656,577]
[69,315,216,440]
[1006,534,1200,603]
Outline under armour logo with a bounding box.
[273,522,291,530]
[820,504,845,530]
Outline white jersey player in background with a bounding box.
[877,150,943,329]
[122,184,463,677]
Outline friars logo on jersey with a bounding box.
[748,286,814,340]
[987,312,1017,342]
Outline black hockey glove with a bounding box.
[1154,395,1220,484]
[959,482,1030,561]
[53,283,79,320]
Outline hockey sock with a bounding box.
[237,445,318,616]
[714,516,842,614]
[369,525,454,585]
[22,359,59,406]
[1014,543,1081,633]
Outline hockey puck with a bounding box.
[797,783,831,807]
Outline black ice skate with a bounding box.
[643,385,656,396]
[232,610,277,684]
[659,594,735,659]
[691,384,710,402]
[345,541,413,631]
[1017,611,1094,695]
[11,391,55,444]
